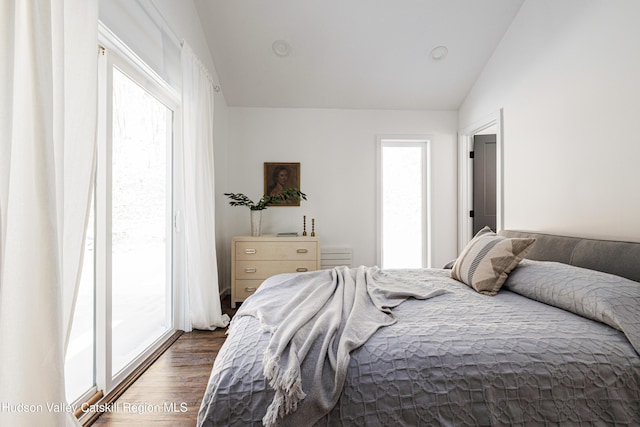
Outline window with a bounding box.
[65,38,179,404]
[377,138,431,269]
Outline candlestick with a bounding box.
[303,215,307,236]
[311,218,315,237]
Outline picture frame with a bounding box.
[264,162,301,206]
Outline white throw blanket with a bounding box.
[232,265,449,426]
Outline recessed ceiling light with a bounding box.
[430,46,448,61]
[272,40,292,57]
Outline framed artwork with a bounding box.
[264,162,301,206]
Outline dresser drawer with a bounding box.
[235,241,317,261]
[234,279,264,299]
[235,260,317,279]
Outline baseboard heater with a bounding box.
[320,246,353,269]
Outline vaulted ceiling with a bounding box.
[194,0,524,110]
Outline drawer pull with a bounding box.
[296,268,308,272]
[296,249,308,253]
[244,248,257,254]
[244,267,257,273]
[244,287,257,293]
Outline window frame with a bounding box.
[376,136,432,269]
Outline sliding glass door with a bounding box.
[110,66,172,376]
[65,43,177,404]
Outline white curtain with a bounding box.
[181,42,229,331]
[0,0,98,426]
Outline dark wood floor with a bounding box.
[93,296,236,426]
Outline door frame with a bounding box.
[457,109,504,253]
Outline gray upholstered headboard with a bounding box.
[499,230,640,284]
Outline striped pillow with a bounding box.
[451,227,536,295]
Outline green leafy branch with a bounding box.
[224,188,307,210]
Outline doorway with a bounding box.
[457,109,504,252]
[472,133,497,234]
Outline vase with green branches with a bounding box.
[224,188,307,236]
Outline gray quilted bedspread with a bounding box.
[198,265,640,426]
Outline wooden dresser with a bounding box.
[231,235,321,308]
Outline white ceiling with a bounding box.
[194,0,524,110]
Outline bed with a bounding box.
[198,229,640,426]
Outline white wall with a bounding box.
[459,0,640,242]
[225,107,459,285]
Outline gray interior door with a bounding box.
[472,134,497,234]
